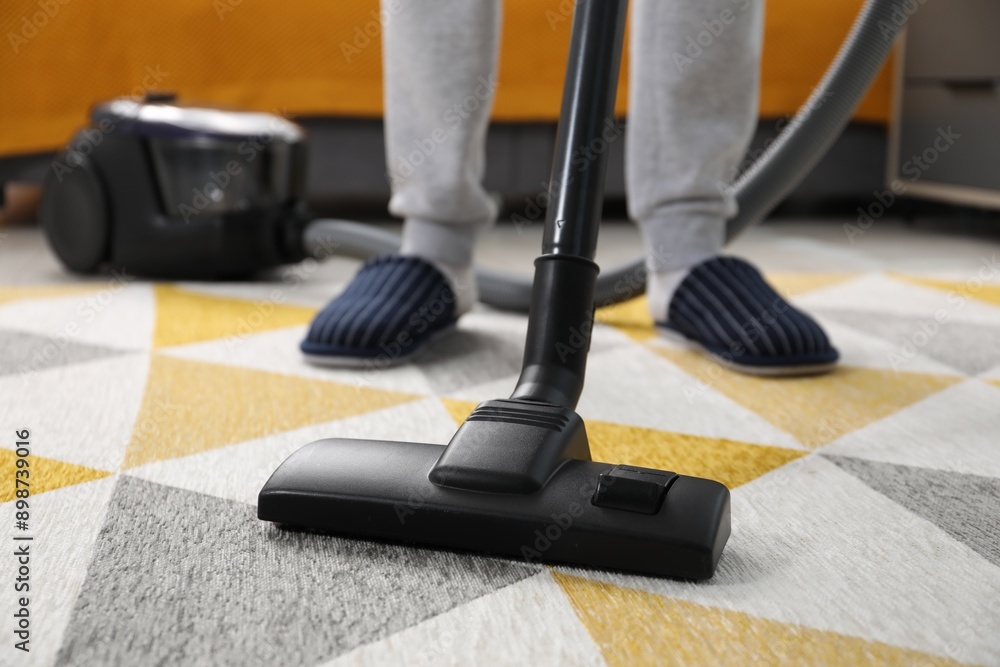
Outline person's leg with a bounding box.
[386,0,502,313]
[628,0,763,312]
[628,0,837,374]
[302,0,501,365]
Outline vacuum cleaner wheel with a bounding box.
[40,154,109,273]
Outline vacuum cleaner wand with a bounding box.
[258,0,731,579]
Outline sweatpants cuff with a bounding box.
[400,217,490,268]
[638,212,726,274]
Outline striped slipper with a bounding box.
[301,255,459,368]
[657,256,839,376]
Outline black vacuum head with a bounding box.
[258,415,730,580]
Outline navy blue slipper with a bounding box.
[656,256,839,376]
[301,255,459,367]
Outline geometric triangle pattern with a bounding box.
[440,397,479,425]
[414,321,529,395]
[123,354,420,468]
[826,455,1000,567]
[893,273,1000,309]
[323,572,605,666]
[2,267,999,664]
[815,307,1000,375]
[761,271,861,300]
[585,421,805,490]
[0,284,102,305]
[56,477,539,666]
[654,347,961,448]
[0,328,128,377]
[152,284,315,348]
[554,573,967,666]
[0,447,111,502]
[596,295,657,342]
[820,380,1000,479]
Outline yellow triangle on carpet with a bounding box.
[554,573,966,667]
[891,274,1000,309]
[0,284,103,306]
[0,449,111,502]
[765,272,860,299]
[586,422,804,489]
[442,399,802,488]
[152,285,316,348]
[656,348,961,449]
[440,398,479,425]
[123,355,420,468]
[595,296,656,342]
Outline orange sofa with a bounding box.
[2,0,893,157]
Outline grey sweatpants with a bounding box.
[384,0,764,272]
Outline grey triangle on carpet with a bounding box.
[825,455,1000,568]
[0,328,128,377]
[414,328,525,394]
[56,476,541,667]
[814,308,1000,375]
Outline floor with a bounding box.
[4,216,1000,282]
[1,218,999,666]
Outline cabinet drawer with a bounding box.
[904,0,1000,80]
[894,83,1000,192]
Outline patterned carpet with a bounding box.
[1,268,999,666]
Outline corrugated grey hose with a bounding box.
[304,0,908,311]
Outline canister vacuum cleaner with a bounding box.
[40,0,909,576]
[40,96,310,279]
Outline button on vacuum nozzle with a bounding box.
[591,465,678,514]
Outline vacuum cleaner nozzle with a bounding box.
[258,399,731,580]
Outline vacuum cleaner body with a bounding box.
[40,96,308,278]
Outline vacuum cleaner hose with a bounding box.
[304,0,908,311]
